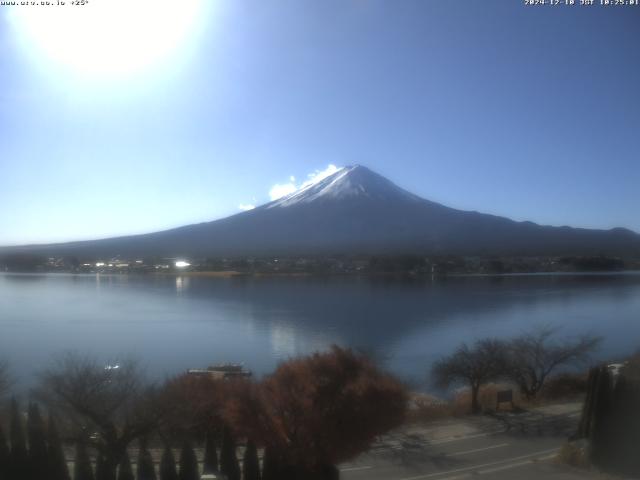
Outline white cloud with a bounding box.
[269,183,298,201]
[300,164,340,190]
[269,164,341,201]
[238,203,255,211]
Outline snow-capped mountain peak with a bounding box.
[265,165,421,208]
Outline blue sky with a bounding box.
[1,0,639,245]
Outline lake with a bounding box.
[1,272,639,391]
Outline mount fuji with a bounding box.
[4,165,640,258]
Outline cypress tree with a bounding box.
[27,403,48,480]
[96,454,118,480]
[159,446,178,480]
[220,426,240,480]
[137,438,157,480]
[178,439,198,480]
[628,373,640,474]
[74,442,95,480]
[8,398,28,480]
[0,424,9,480]
[117,451,134,480]
[608,374,640,475]
[260,447,280,480]
[318,464,339,480]
[47,415,70,480]
[242,440,260,480]
[609,375,627,472]
[577,367,599,438]
[589,367,613,468]
[202,431,218,473]
[630,380,640,474]
[95,453,107,480]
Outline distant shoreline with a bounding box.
[14,269,632,279]
[155,269,640,279]
[155,270,314,278]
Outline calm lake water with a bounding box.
[1,272,639,390]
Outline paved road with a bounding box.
[340,403,600,480]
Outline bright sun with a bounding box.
[9,0,205,77]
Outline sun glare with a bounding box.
[9,0,205,77]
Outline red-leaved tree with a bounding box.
[226,346,407,480]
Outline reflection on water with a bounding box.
[1,272,640,391]
[175,276,190,294]
[270,320,299,357]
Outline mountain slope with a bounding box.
[3,165,640,258]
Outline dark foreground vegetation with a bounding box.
[574,353,640,477]
[0,330,635,479]
[0,347,407,480]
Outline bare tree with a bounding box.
[36,353,165,480]
[432,339,508,414]
[506,326,601,400]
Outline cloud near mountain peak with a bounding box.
[237,164,341,211]
[269,164,341,201]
